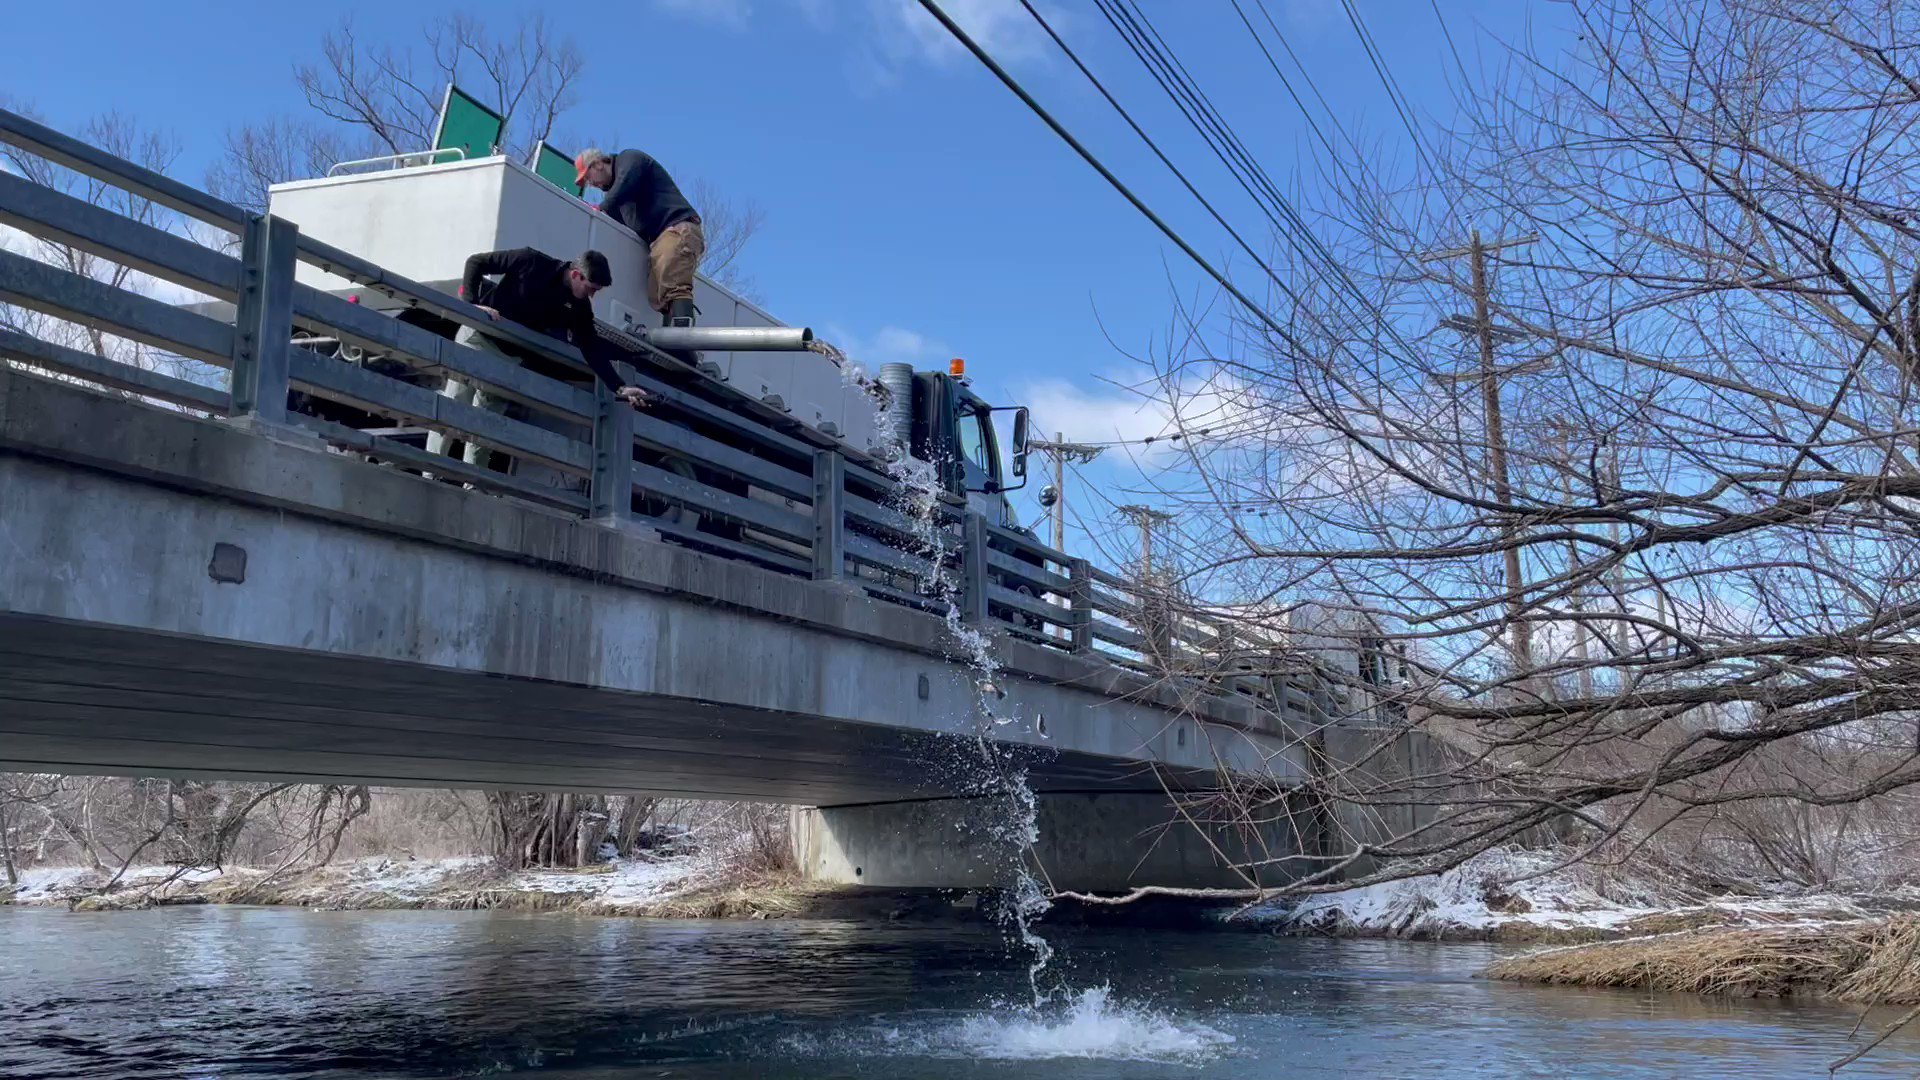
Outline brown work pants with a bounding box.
[648,218,705,314]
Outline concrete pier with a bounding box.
[792,793,1311,893]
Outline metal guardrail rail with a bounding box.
[0,107,1358,719]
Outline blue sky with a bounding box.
[4,0,1568,542]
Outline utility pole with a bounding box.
[1588,431,1631,663]
[1546,419,1593,700]
[1117,504,1176,662]
[1029,434,1105,551]
[1422,230,1540,678]
[1116,505,1173,580]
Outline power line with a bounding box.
[1067,426,1225,450]
[911,0,1304,351]
[1337,0,1443,184]
[1428,0,1470,83]
[1094,0,1431,372]
[1014,0,1303,317]
[1227,0,1368,197]
[1096,2,1325,273]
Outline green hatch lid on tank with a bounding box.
[529,140,583,196]
[431,84,504,163]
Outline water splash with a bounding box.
[827,342,1057,1003]
[775,987,1236,1066]
[951,986,1235,1063]
[888,449,1056,1002]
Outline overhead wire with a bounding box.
[1012,0,1303,317]
[1428,0,1471,84]
[1093,0,1433,370]
[906,0,1310,355]
[1337,0,1444,184]
[1226,0,1374,202]
[920,0,1479,471]
[1095,1,1332,277]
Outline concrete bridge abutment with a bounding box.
[791,793,1310,894]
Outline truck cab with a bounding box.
[907,368,1028,530]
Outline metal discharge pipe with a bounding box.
[639,326,815,352]
[877,362,915,453]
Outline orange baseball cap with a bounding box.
[574,149,606,186]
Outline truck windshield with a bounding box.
[958,404,994,476]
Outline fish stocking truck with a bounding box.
[252,141,1052,615]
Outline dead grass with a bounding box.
[1483,922,1617,946]
[1486,917,1920,1003]
[627,873,817,919]
[1617,907,1739,937]
[1833,919,1920,1006]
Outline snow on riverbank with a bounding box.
[1242,847,1905,942]
[6,865,229,906]
[2,854,712,914]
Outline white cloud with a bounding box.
[864,0,1062,73]
[1271,0,1343,32]
[1018,375,1169,446]
[820,322,952,371]
[788,0,835,27]
[1015,368,1265,471]
[650,0,755,29]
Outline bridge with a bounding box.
[0,110,1386,893]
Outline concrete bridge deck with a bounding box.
[0,370,1302,807]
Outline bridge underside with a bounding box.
[0,614,1195,804]
[0,370,1299,811]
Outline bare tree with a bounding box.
[688,176,768,300]
[0,104,213,386]
[1105,0,1920,900]
[212,14,580,213]
[210,16,765,303]
[209,116,360,218]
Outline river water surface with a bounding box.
[5,905,1919,1078]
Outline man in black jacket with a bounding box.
[426,247,647,482]
[575,148,704,327]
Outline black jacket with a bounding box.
[460,247,622,390]
[598,149,698,244]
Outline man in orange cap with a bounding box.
[575,148,704,327]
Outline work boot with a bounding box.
[667,299,699,328]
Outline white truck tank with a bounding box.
[266,157,880,453]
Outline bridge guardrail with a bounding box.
[0,107,1356,719]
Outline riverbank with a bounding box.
[1248,847,1920,1022]
[1483,917,1920,1004]
[1243,847,1920,945]
[0,855,969,921]
[16,845,1916,947]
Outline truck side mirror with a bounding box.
[1011,407,1030,479]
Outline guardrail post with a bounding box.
[1068,558,1093,653]
[229,213,297,424]
[590,383,635,523]
[812,450,846,581]
[960,512,991,626]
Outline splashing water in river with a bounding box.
[817,339,1058,1002]
[779,985,1235,1065]
[885,423,1055,1001]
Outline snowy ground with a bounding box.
[3,854,710,913]
[5,864,230,906]
[1240,848,1909,941]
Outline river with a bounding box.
[5,906,1918,1078]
